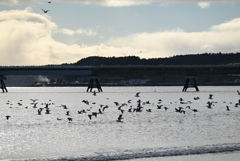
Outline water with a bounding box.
[1,86,240,160]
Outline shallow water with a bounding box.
[0,86,240,160]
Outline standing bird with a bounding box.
[42,9,50,13]
[209,94,213,99]
[6,115,11,120]
[226,106,230,111]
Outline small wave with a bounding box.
[17,143,240,161]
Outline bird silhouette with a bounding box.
[42,9,50,13]
[226,106,230,111]
[6,115,11,120]
[116,114,123,122]
[135,92,140,97]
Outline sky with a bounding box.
[0,0,240,65]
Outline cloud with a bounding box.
[0,9,239,66]
[197,2,211,8]
[0,0,238,7]
[106,18,240,58]
[61,28,96,36]
[0,0,36,5]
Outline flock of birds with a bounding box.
[2,90,240,123]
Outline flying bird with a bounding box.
[42,9,50,13]
[135,92,140,97]
[117,114,123,122]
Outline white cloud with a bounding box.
[61,28,96,36]
[0,9,239,66]
[197,2,210,8]
[0,0,36,5]
[106,18,240,58]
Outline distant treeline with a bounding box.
[62,52,240,66]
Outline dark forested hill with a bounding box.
[64,52,240,66]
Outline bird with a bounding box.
[66,111,70,115]
[194,97,200,100]
[135,92,140,97]
[128,107,132,112]
[164,107,168,111]
[33,103,37,108]
[61,105,68,109]
[116,114,123,122]
[6,115,11,120]
[207,101,214,109]
[226,106,230,111]
[186,106,191,109]
[102,105,109,111]
[48,1,51,3]
[192,109,198,112]
[146,109,152,112]
[92,112,98,117]
[88,114,92,120]
[98,108,103,114]
[208,94,213,99]
[67,117,73,122]
[157,105,162,109]
[45,109,50,114]
[237,90,240,95]
[114,102,119,106]
[42,9,50,13]
[38,108,43,115]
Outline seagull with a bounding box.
[237,90,240,95]
[116,114,123,122]
[88,114,92,120]
[102,105,109,111]
[42,9,50,13]
[38,108,43,115]
[192,109,198,112]
[226,106,230,111]
[135,92,140,97]
[209,94,213,99]
[66,111,70,115]
[67,117,73,122]
[157,105,162,109]
[48,1,51,3]
[164,107,168,111]
[146,109,152,112]
[6,115,11,120]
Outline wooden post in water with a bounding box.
[182,76,199,92]
[0,75,8,93]
[87,76,103,92]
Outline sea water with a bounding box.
[0,86,240,161]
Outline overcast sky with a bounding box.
[0,0,240,65]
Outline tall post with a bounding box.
[86,76,102,92]
[0,75,8,93]
[182,76,199,92]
